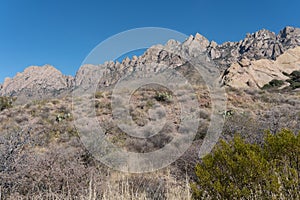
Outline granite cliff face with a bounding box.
[221,46,300,88]
[1,26,300,99]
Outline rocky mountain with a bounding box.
[74,26,300,91]
[1,26,300,99]
[211,26,300,68]
[0,65,74,101]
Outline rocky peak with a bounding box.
[277,26,300,49]
[0,65,74,101]
[253,29,276,39]
[165,39,180,49]
[208,27,300,69]
[279,26,300,39]
[238,29,279,59]
[181,33,210,55]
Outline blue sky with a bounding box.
[0,0,300,83]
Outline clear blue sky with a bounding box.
[0,0,300,83]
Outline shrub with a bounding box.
[0,96,15,111]
[222,109,234,118]
[290,81,300,89]
[154,92,172,102]
[191,129,300,199]
[262,79,284,90]
[290,70,300,79]
[264,129,300,178]
[285,70,300,89]
[286,71,300,89]
[55,112,71,122]
[94,91,104,99]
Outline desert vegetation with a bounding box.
[287,70,300,89]
[263,70,300,91]
[262,79,285,90]
[192,129,300,199]
[0,97,15,111]
[0,83,299,199]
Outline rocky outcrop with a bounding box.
[1,26,300,98]
[77,26,300,86]
[0,65,74,101]
[221,46,300,89]
[209,26,300,69]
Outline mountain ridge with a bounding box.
[1,26,300,100]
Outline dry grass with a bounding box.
[0,169,191,200]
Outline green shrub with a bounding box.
[264,129,300,174]
[290,81,300,89]
[286,70,300,89]
[262,84,272,90]
[262,79,284,90]
[290,70,300,79]
[94,91,104,99]
[55,112,71,122]
[0,96,15,111]
[221,109,234,118]
[154,92,172,102]
[191,129,300,199]
[146,100,154,108]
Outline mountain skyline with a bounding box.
[1,0,300,83]
[1,25,299,102]
[1,25,300,85]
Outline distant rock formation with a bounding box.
[0,65,74,101]
[210,26,300,68]
[1,26,300,99]
[221,46,300,89]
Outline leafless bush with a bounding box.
[222,112,265,144]
[0,128,107,198]
[125,130,173,153]
[259,105,300,134]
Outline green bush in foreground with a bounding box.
[191,129,300,199]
